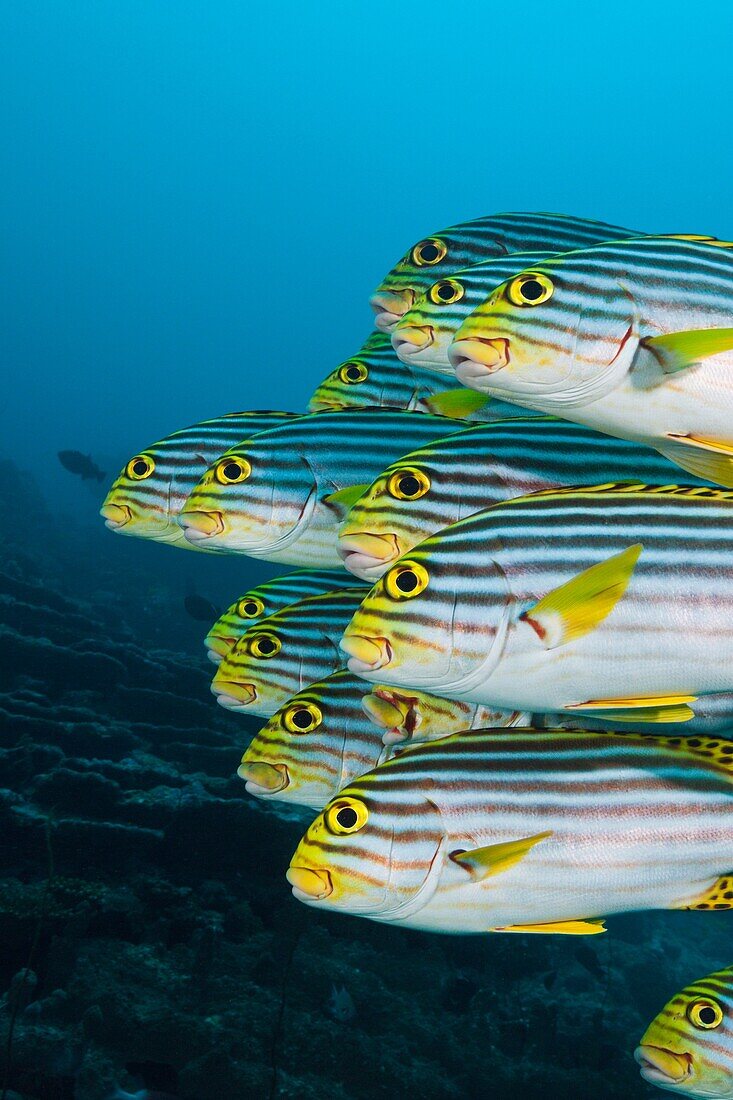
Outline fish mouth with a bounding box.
[362,687,417,745]
[211,679,258,709]
[449,337,510,387]
[370,289,416,331]
[287,865,333,901]
[100,503,132,529]
[237,759,289,795]
[179,509,225,542]
[635,1045,693,1086]
[339,531,401,579]
[392,325,434,361]
[205,634,236,663]
[308,397,344,412]
[341,633,393,673]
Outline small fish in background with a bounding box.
[636,965,733,1096]
[58,449,106,482]
[326,984,356,1023]
[183,592,220,622]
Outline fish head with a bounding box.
[179,433,318,561]
[204,592,269,663]
[362,685,476,747]
[391,252,552,372]
[309,333,416,412]
[339,453,450,582]
[287,770,445,917]
[239,672,382,809]
[340,533,508,695]
[449,253,638,410]
[636,967,733,1097]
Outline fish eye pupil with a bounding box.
[223,462,242,481]
[521,279,544,301]
[437,282,454,301]
[699,1006,717,1024]
[336,806,358,829]
[292,709,312,729]
[345,364,361,381]
[257,637,276,655]
[399,476,421,497]
[133,459,148,476]
[420,243,440,263]
[396,569,418,593]
[244,601,258,616]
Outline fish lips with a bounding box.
[635,1045,693,1087]
[370,288,416,331]
[449,337,510,390]
[100,503,132,530]
[339,531,401,580]
[341,633,393,674]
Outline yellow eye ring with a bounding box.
[283,702,323,734]
[215,456,251,484]
[412,238,448,267]
[384,560,430,600]
[428,279,464,306]
[506,272,554,307]
[324,796,369,835]
[236,596,265,620]
[688,999,724,1029]
[126,454,155,480]
[338,361,369,385]
[248,632,281,659]
[387,467,431,502]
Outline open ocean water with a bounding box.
[2,3,733,1097]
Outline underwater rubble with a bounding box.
[1,462,730,1099]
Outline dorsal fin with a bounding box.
[504,482,733,507]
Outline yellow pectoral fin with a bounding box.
[660,439,733,488]
[644,327,733,374]
[423,389,490,419]
[678,874,733,911]
[520,544,642,649]
[565,695,697,724]
[449,830,552,882]
[323,484,370,515]
[493,920,607,935]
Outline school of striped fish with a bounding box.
[102,210,733,1095]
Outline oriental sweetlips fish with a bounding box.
[101,411,298,548]
[341,484,733,725]
[636,966,733,1097]
[370,211,642,331]
[447,236,733,486]
[338,417,711,582]
[179,409,469,567]
[205,569,361,663]
[287,729,733,934]
[211,588,368,717]
[308,331,523,421]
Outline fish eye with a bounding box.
[236,596,265,619]
[428,279,464,306]
[324,796,369,835]
[688,999,724,1029]
[506,272,554,307]
[248,632,281,659]
[283,702,323,733]
[412,238,448,267]
[387,467,431,502]
[385,561,430,600]
[338,361,369,385]
[126,454,155,480]
[215,456,252,485]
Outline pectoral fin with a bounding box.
[449,831,552,882]
[323,484,369,516]
[423,389,490,419]
[644,328,733,374]
[661,435,733,488]
[565,694,697,723]
[520,544,642,649]
[494,920,606,935]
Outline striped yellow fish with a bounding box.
[448,236,733,487]
[211,589,367,717]
[205,569,359,663]
[338,418,711,582]
[341,484,733,724]
[636,966,733,1096]
[287,729,733,934]
[178,409,469,567]
[371,212,642,331]
[100,411,297,549]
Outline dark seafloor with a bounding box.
[1,460,729,1100]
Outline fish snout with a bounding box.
[100,503,132,529]
[341,633,393,673]
[237,759,289,794]
[211,679,258,710]
[391,325,434,361]
[339,531,401,579]
[205,634,235,663]
[287,865,333,900]
[370,288,416,331]
[362,688,414,744]
[449,337,510,388]
[634,1045,693,1085]
[179,509,225,542]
